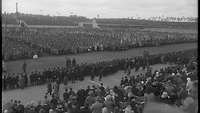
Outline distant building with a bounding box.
[78,19,100,29]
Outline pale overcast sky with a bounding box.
[2,0,198,18]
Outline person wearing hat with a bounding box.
[16,100,25,113]
[85,91,96,107]
[180,81,198,113]
[80,105,92,113]
[63,89,70,102]
[68,88,75,96]
[186,77,193,95]
[63,75,69,88]
[90,97,103,113]
[69,95,77,105]
[50,95,58,109]
[3,109,9,113]
[161,91,169,99]
[49,109,56,113]
[104,95,114,113]
[46,80,52,96]
[102,106,109,113]
[42,95,50,106]
[56,104,64,113]
[26,101,36,113]
[123,104,135,113]
[38,108,46,113]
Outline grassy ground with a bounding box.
[142,28,197,33]
[5,43,197,74]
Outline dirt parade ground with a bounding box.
[3,42,197,105]
[5,43,197,74]
[2,64,171,105]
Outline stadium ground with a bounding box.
[2,64,171,105]
[5,43,197,74]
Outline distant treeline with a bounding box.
[2,13,197,29]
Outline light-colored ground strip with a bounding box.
[2,64,170,105]
[5,43,197,74]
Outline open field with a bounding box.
[142,27,197,33]
[5,43,197,74]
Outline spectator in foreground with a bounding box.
[143,85,185,113]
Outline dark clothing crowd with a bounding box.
[3,48,198,113]
[2,27,197,61]
[2,48,197,91]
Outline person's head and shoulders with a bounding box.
[43,95,50,105]
[63,89,70,98]
[99,83,105,91]
[91,97,103,110]
[124,104,135,113]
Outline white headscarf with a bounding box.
[105,95,113,101]
[161,91,168,98]
[187,78,191,81]
[4,109,8,113]
[102,107,109,113]
[49,109,54,113]
[124,105,134,113]
[186,78,193,90]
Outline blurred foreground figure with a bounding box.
[143,81,198,113]
[180,81,198,113]
[143,84,186,113]
[143,102,185,113]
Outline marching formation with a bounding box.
[2,27,197,61]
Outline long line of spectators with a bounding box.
[96,19,197,29]
[2,48,197,91]
[3,48,198,113]
[2,27,197,61]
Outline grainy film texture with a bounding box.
[2,0,198,113]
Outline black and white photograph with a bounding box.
[2,0,198,113]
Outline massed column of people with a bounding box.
[3,48,198,113]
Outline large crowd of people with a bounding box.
[2,26,197,61]
[2,48,197,91]
[2,48,198,113]
[2,9,198,113]
[2,14,198,113]
[96,18,197,29]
